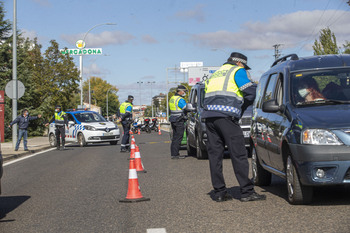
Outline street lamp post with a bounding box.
[106,87,114,120]
[12,0,18,148]
[148,81,155,117]
[79,23,116,107]
[137,81,143,106]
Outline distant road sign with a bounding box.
[5,80,25,99]
[180,62,203,69]
[188,66,220,86]
[60,48,103,56]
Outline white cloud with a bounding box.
[83,63,110,76]
[61,31,135,47]
[175,4,206,23]
[21,29,38,40]
[188,10,350,51]
[142,35,158,44]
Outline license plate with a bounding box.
[243,131,250,137]
[103,132,113,136]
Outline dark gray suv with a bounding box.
[251,54,350,204]
[186,82,252,159]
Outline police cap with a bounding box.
[176,85,187,92]
[55,105,61,109]
[128,95,134,100]
[228,52,251,70]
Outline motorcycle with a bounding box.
[149,118,159,132]
[140,118,151,134]
[131,118,142,134]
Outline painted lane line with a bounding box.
[147,228,167,233]
[3,147,56,167]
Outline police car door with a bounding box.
[66,113,76,142]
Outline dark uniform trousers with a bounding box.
[55,126,66,147]
[170,119,185,157]
[205,117,254,198]
[121,121,131,148]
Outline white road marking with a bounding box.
[3,147,57,167]
[147,229,167,233]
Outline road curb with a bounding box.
[2,145,53,162]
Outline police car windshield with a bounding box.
[74,112,107,123]
[291,69,350,106]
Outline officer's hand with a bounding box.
[45,123,49,127]
[38,114,42,118]
[8,125,11,128]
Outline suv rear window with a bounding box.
[291,68,350,106]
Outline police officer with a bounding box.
[169,85,187,159]
[202,52,266,202]
[119,95,134,152]
[45,105,68,150]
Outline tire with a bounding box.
[110,141,118,145]
[78,133,87,147]
[186,136,196,157]
[145,127,151,134]
[49,133,57,147]
[196,136,208,159]
[251,146,271,186]
[132,128,138,134]
[286,155,313,205]
[154,126,159,132]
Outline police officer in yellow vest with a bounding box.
[119,95,134,152]
[46,105,68,150]
[169,85,187,159]
[202,52,266,202]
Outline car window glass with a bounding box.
[67,113,75,122]
[200,87,205,107]
[263,73,278,103]
[255,75,268,109]
[276,74,283,106]
[291,69,350,105]
[193,89,198,106]
[74,112,107,123]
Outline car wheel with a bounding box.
[286,155,313,205]
[251,146,271,186]
[49,133,57,147]
[186,136,196,157]
[78,133,87,147]
[196,136,208,159]
[110,141,118,145]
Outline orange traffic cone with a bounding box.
[131,135,136,145]
[129,130,133,135]
[119,159,150,203]
[135,146,146,173]
[138,129,141,135]
[158,125,161,135]
[128,143,136,160]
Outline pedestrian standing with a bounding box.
[202,52,266,202]
[8,109,42,151]
[169,85,187,159]
[119,95,134,152]
[45,105,68,150]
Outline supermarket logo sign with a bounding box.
[60,48,103,56]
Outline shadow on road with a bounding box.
[259,175,350,205]
[0,195,30,221]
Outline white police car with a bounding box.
[48,110,120,147]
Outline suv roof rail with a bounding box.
[271,54,299,67]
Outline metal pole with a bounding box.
[79,55,83,106]
[151,85,153,118]
[89,77,91,109]
[12,0,17,148]
[166,68,169,121]
[106,87,112,120]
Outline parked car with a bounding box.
[0,131,3,194]
[186,81,253,159]
[250,54,350,204]
[48,110,120,147]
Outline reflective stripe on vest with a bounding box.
[169,95,184,115]
[204,64,244,117]
[54,111,66,126]
[120,102,133,114]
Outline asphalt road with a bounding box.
[1,131,350,233]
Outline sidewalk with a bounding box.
[1,136,52,162]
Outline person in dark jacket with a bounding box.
[8,109,42,151]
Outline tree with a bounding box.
[343,41,350,54]
[313,27,339,55]
[83,76,119,116]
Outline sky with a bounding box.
[3,0,350,105]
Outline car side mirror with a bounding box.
[185,103,196,112]
[262,99,281,113]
